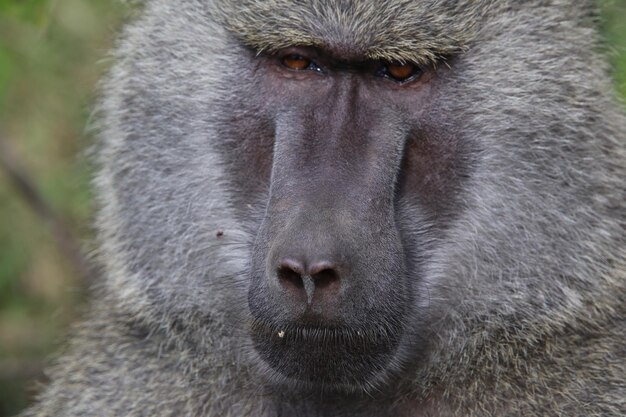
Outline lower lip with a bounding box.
[250,322,400,385]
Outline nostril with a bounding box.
[311,268,339,289]
[309,261,340,292]
[277,259,305,290]
[277,267,304,289]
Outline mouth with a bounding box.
[250,317,402,392]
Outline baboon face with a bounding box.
[102,0,613,396]
[235,49,468,390]
[203,4,477,390]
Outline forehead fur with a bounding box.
[213,0,493,64]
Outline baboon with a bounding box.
[23,0,625,416]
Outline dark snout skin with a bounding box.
[248,75,412,389]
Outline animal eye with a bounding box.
[281,54,314,71]
[379,62,420,82]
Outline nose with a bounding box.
[276,257,341,306]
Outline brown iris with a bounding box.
[386,62,417,82]
[282,54,311,70]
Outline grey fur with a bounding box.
[23,0,625,416]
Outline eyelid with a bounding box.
[280,53,323,73]
[377,62,421,83]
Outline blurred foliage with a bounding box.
[0,0,127,415]
[603,0,626,97]
[0,0,624,416]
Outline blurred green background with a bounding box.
[0,0,624,416]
